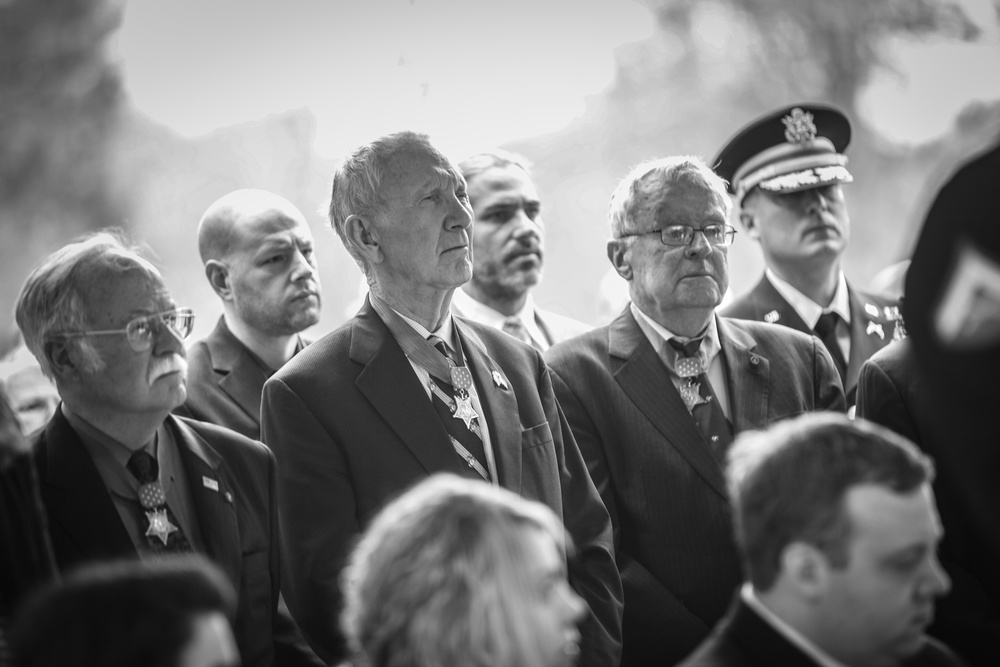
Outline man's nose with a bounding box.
[446,194,473,229]
[805,189,830,214]
[290,248,316,281]
[684,229,713,258]
[155,317,187,354]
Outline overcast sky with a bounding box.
[112,0,1000,157]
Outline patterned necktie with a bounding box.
[427,337,490,481]
[668,337,734,464]
[127,449,193,554]
[814,312,847,386]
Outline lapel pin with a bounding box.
[867,321,885,340]
[764,310,780,324]
[492,370,509,389]
[224,491,233,504]
[749,354,760,366]
[202,476,219,492]
[865,302,880,318]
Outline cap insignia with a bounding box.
[782,107,817,144]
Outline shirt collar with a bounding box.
[629,302,721,368]
[63,406,180,498]
[395,307,457,351]
[741,584,849,667]
[765,269,851,329]
[451,289,546,343]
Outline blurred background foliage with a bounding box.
[2,0,998,359]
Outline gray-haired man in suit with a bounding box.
[260,131,622,667]
[545,155,845,665]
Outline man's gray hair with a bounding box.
[607,155,732,239]
[328,131,442,283]
[15,230,146,377]
[457,149,532,188]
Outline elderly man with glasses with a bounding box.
[544,155,846,665]
[14,230,321,667]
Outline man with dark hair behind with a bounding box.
[10,555,239,667]
[678,413,966,667]
[451,150,590,349]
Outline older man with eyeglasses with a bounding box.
[544,155,846,665]
[14,230,322,667]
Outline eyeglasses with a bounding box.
[55,308,195,352]
[621,224,737,247]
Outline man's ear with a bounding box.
[345,214,384,266]
[781,542,830,601]
[738,207,762,243]
[607,239,632,281]
[205,260,232,300]
[44,339,78,383]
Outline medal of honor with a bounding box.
[680,381,701,411]
[450,365,478,430]
[144,508,178,546]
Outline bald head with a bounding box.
[198,189,309,264]
[197,189,321,340]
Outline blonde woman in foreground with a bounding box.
[341,474,587,667]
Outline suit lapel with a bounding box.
[609,309,727,499]
[352,299,473,478]
[168,416,240,582]
[845,287,886,395]
[40,411,137,559]
[455,319,521,491]
[209,319,271,421]
[753,276,811,334]
[727,598,824,666]
[717,317,770,433]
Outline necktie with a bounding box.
[502,317,537,349]
[127,449,193,554]
[668,338,734,464]
[427,337,490,481]
[814,312,847,386]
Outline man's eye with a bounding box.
[484,209,515,224]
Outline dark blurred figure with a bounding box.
[342,474,587,667]
[451,150,590,349]
[0,385,57,665]
[179,189,321,440]
[546,155,844,665]
[859,140,1000,666]
[679,413,965,667]
[715,104,900,407]
[10,555,239,667]
[15,230,320,667]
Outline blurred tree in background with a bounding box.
[0,0,126,356]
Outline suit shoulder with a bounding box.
[545,325,610,367]
[724,317,816,349]
[174,416,272,460]
[271,324,352,384]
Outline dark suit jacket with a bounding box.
[545,309,845,666]
[857,339,1000,666]
[260,297,623,667]
[721,275,898,404]
[32,411,319,667]
[677,596,967,667]
[179,317,307,441]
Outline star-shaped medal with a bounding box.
[680,382,702,411]
[453,394,478,430]
[145,508,178,546]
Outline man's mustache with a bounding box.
[148,353,188,386]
